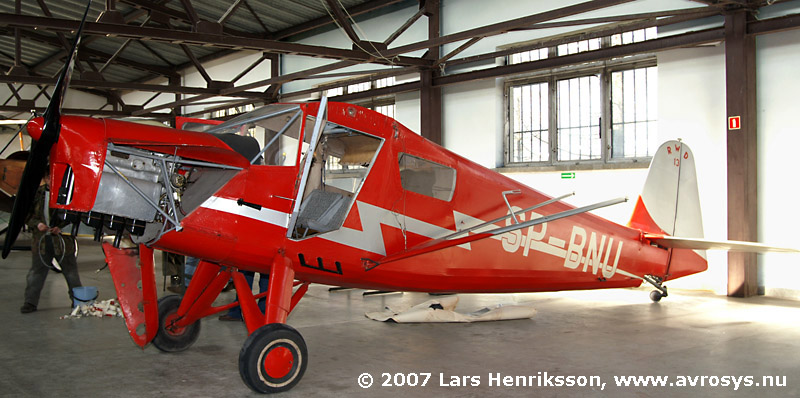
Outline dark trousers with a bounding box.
[24,235,82,307]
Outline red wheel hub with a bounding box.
[263,346,294,379]
[164,312,186,336]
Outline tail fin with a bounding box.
[629,140,707,280]
[628,140,703,239]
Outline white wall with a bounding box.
[182,51,275,115]
[395,91,421,133]
[442,79,500,167]
[756,29,800,300]
[654,44,728,294]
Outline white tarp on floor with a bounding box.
[366,295,536,323]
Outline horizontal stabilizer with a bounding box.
[645,234,800,253]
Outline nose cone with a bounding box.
[26,117,44,140]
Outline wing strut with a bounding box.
[365,197,627,268]
[444,192,575,241]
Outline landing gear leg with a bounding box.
[238,253,309,393]
[643,275,668,302]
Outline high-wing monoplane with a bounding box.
[2,9,794,393]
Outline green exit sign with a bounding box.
[561,172,576,179]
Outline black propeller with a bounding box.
[2,3,92,259]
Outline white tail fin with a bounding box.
[629,141,797,281]
[628,140,703,239]
[629,140,708,280]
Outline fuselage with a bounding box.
[38,102,705,294]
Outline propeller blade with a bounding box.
[1,2,92,259]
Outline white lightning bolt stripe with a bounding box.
[320,201,455,256]
[199,196,290,228]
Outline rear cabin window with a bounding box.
[398,153,456,201]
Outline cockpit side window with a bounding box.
[398,153,456,201]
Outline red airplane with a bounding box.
[3,9,793,394]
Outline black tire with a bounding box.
[152,294,201,352]
[239,323,308,394]
[650,290,663,303]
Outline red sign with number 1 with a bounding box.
[728,116,741,130]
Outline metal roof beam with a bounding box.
[0,13,429,67]
[218,0,244,25]
[381,0,636,58]
[443,8,721,69]
[0,104,169,118]
[433,28,726,87]
[384,6,425,46]
[5,27,178,77]
[0,74,268,98]
[271,0,406,40]
[323,0,362,45]
[121,0,253,37]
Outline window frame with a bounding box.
[398,152,457,202]
[504,56,657,170]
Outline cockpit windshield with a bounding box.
[205,104,305,166]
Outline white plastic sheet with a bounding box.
[365,295,536,323]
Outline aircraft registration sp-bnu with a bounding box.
[3,8,796,393]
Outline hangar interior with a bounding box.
[1,0,800,396]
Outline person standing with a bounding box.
[20,178,82,314]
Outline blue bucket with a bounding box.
[72,286,98,308]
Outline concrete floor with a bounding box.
[1,239,799,398]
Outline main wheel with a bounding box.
[152,294,201,352]
[239,323,308,394]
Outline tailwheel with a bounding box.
[649,290,664,302]
[643,274,668,303]
[239,323,308,394]
[152,295,201,352]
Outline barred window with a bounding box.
[611,66,658,158]
[506,28,658,166]
[510,82,549,162]
[557,75,601,161]
[374,103,395,118]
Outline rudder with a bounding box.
[628,140,704,239]
[629,140,707,280]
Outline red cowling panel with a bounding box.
[103,243,159,348]
[48,116,106,211]
[103,119,250,168]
